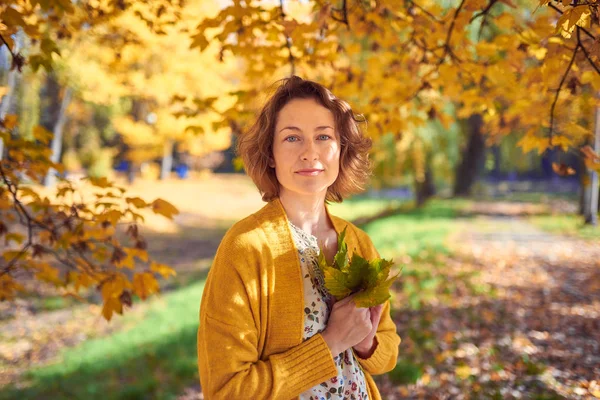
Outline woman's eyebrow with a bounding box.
[278,126,302,133]
[278,125,334,133]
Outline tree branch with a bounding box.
[549,43,579,141]
[278,0,296,77]
[0,33,16,60]
[408,1,443,24]
[331,0,349,26]
[438,0,467,66]
[470,0,499,23]
[577,26,600,75]
[549,2,596,40]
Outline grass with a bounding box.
[360,199,468,259]
[328,196,406,222]
[1,280,205,400]
[1,197,467,400]
[478,191,577,204]
[529,213,600,240]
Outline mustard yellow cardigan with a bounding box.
[197,198,401,399]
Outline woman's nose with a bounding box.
[301,142,318,160]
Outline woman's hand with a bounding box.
[320,294,373,356]
[352,304,384,358]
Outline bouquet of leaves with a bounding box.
[317,227,400,308]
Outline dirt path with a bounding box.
[391,214,600,399]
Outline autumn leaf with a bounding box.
[552,162,576,176]
[86,176,112,188]
[126,197,148,208]
[318,226,398,307]
[556,6,591,38]
[33,125,53,144]
[455,364,472,380]
[150,261,177,278]
[0,275,24,301]
[133,272,159,300]
[151,198,179,219]
[102,296,123,321]
[322,265,352,299]
[1,114,18,130]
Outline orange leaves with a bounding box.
[581,145,600,172]
[1,114,18,130]
[151,198,179,219]
[556,5,591,39]
[1,132,178,322]
[150,261,176,278]
[126,197,148,208]
[133,272,159,300]
[552,162,576,176]
[0,274,24,301]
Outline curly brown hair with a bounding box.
[236,76,372,203]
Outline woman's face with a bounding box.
[271,98,340,199]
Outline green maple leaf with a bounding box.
[353,273,398,308]
[334,227,349,271]
[365,257,394,287]
[323,265,352,300]
[346,253,369,291]
[317,225,399,306]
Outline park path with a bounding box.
[388,212,600,399]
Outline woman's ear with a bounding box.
[268,158,275,168]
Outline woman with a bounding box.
[197,76,400,399]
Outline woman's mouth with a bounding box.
[296,169,324,176]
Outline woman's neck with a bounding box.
[278,189,333,237]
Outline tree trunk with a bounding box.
[453,114,486,197]
[584,104,600,225]
[0,33,24,160]
[414,164,436,207]
[160,139,174,180]
[43,86,72,187]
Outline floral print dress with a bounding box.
[288,221,369,400]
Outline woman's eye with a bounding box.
[285,136,299,142]
[317,135,331,140]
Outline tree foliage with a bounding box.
[0,0,183,320]
[188,0,600,175]
[0,118,179,320]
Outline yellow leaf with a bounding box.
[102,296,123,321]
[517,133,550,155]
[5,233,24,245]
[151,198,179,219]
[97,209,122,226]
[2,250,25,262]
[2,114,17,130]
[126,197,148,208]
[33,262,62,286]
[456,365,472,380]
[557,6,591,38]
[74,273,95,292]
[100,274,129,301]
[87,176,112,188]
[0,275,24,301]
[33,125,53,144]
[151,261,177,278]
[126,248,148,263]
[133,272,159,300]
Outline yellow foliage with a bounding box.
[133,272,159,300]
[0,275,24,301]
[151,198,179,219]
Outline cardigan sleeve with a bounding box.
[353,229,401,375]
[197,233,338,399]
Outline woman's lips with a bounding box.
[296,169,324,176]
